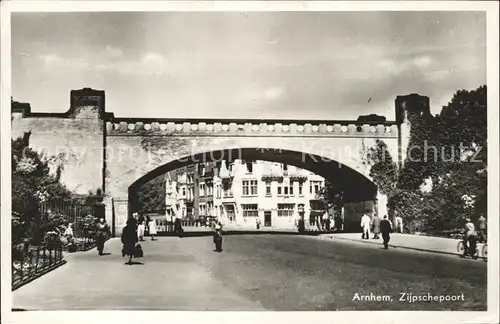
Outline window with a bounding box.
[224,186,233,197]
[265,181,272,196]
[200,183,206,197]
[310,181,322,195]
[289,182,294,195]
[182,187,186,196]
[277,185,282,195]
[284,186,289,195]
[298,182,303,195]
[242,180,258,196]
[225,205,235,221]
[278,204,295,217]
[216,185,221,199]
[242,204,258,217]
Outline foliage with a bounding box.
[366,139,398,196]
[12,132,72,219]
[317,179,344,211]
[80,215,98,238]
[365,86,487,234]
[387,188,426,232]
[136,174,166,213]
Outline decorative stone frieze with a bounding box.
[106,120,399,138]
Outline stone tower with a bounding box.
[395,94,432,169]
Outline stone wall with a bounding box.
[12,117,104,194]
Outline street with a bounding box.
[13,234,487,311]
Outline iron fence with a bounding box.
[39,199,104,238]
[12,244,65,290]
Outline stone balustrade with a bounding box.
[107,120,398,137]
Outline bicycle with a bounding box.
[482,242,487,262]
[456,234,479,260]
[477,231,488,262]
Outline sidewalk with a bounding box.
[320,232,487,257]
[13,237,265,310]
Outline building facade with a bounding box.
[166,160,330,230]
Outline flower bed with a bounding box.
[12,245,65,290]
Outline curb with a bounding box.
[321,235,460,256]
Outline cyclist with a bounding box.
[463,218,477,257]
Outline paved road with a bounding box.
[13,234,486,311]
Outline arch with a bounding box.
[127,147,377,215]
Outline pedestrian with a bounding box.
[380,215,392,249]
[372,214,381,239]
[174,216,184,233]
[360,210,371,239]
[64,223,74,238]
[396,215,403,233]
[63,223,75,249]
[477,214,487,243]
[322,212,329,231]
[95,218,110,256]
[213,220,223,252]
[137,214,145,241]
[148,217,158,241]
[256,218,261,230]
[297,217,305,234]
[334,213,342,232]
[121,218,139,265]
[463,218,477,257]
[325,215,331,232]
[145,215,150,237]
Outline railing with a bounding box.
[39,200,103,239]
[12,244,65,290]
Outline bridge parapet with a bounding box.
[106,119,398,138]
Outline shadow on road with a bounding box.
[125,261,144,265]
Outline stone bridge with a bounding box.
[12,88,428,235]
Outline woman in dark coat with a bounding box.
[121,218,139,264]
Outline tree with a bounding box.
[366,139,398,196]
[317,179,344,211]
[136,174,166,214]
[11,131,74,245]
[397,85,487,233]
[11,132,72,219]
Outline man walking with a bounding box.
[380,215,393,249]
[477,214,487,243]
[360,210,371,239]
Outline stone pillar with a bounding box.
[112,197,129,236]
[376,192,388,219]
[103,197,115,236]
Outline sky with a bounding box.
[11,11,486,120]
